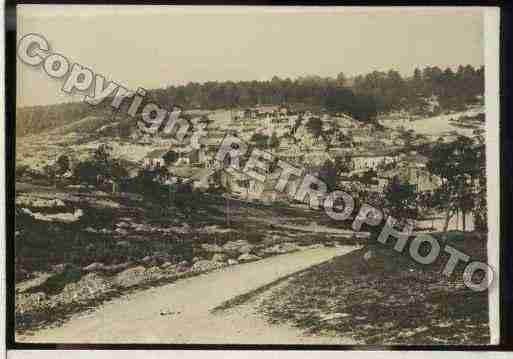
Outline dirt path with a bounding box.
[19,246,359,344]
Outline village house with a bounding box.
[243,108,258,120]
[278,105,289,115]
[279,135,296,151]
[399,151,429,169]
[409,169,442,192]
[426,95,440,113]
[143,149,168,169]
[332,114,356,129]
[287,115,299,129]
[351,151,398,172]
[362,176,390,192]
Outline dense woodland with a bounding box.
[16,65,484,137]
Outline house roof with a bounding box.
[402,154,429,165]
[255,105,279,113]
[190,168,217,181]
[352,150,398,158]
[144,149,170,159]
[168,166,202,179]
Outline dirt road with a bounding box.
[19,246,359,344]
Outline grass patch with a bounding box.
[259,233,489,345]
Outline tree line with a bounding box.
[16,65,484,136]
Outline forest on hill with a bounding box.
[16,65,484,137]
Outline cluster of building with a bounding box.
[136,103,447,201]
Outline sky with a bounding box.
[17,6,485,107]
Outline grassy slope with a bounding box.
[15,185,359,277]
[259,232,489,345]
[14,184,362,333]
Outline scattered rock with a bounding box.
[160,262,177,270]
[262,234,286,246]
[261,242,299,255]
[223,240,255,256]
[200,243,224,253]
[84,227,113,234]
[16,196,65,208]
[145,266,164,281]
[31,207,83,223]
[363,250,374,262]
[115,228,129,235]
[116,240,130,248]
[200,225,233,234]
[51,263,72,274]
[160,309,181,316]
[102,262,132,274]
[237,253,261,263]
[355,232,370,240]
[16,292,48,314]
[116,221,130,228]
[192,260,223,272]
[57,273,112,303]
[169,224,192,234]
[227,259,239,266]
[212,253,228,262]
[176,262,190,273]
[152,252,172,264]
[16,273,52,293]
[141,256,154,265]
[112,266,147,288]
[84,226,97,233]
[83,262,105,273]
[319,312,350,321]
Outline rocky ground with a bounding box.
[18,246,358,343]
[14,183,363,334]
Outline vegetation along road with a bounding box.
[19,245,359,344]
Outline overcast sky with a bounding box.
[17,6,484,107]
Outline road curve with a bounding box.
[19,246,359,344]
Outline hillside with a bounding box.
[15,182,361,333]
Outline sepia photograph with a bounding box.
[12,5,500,346]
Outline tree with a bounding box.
[93,144,113,175]
[74,144,127,185]
[384,175,418,223]
[163,150,179,166]
[334,155,352,175]
[306,117,323,137]
[110,161,129,181]
[426,136,481,234]
[251,132,279,149]
[74,161,100,185]
[399,128,416,148]
[336,72,347,87]
[318,159,338,192]
[56,154,70,176]
[413,67,422,82]
[473,135,487,231]
[360,169,378,187]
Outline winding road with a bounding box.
[19,246,359,344]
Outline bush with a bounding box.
[74,161,101,185]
